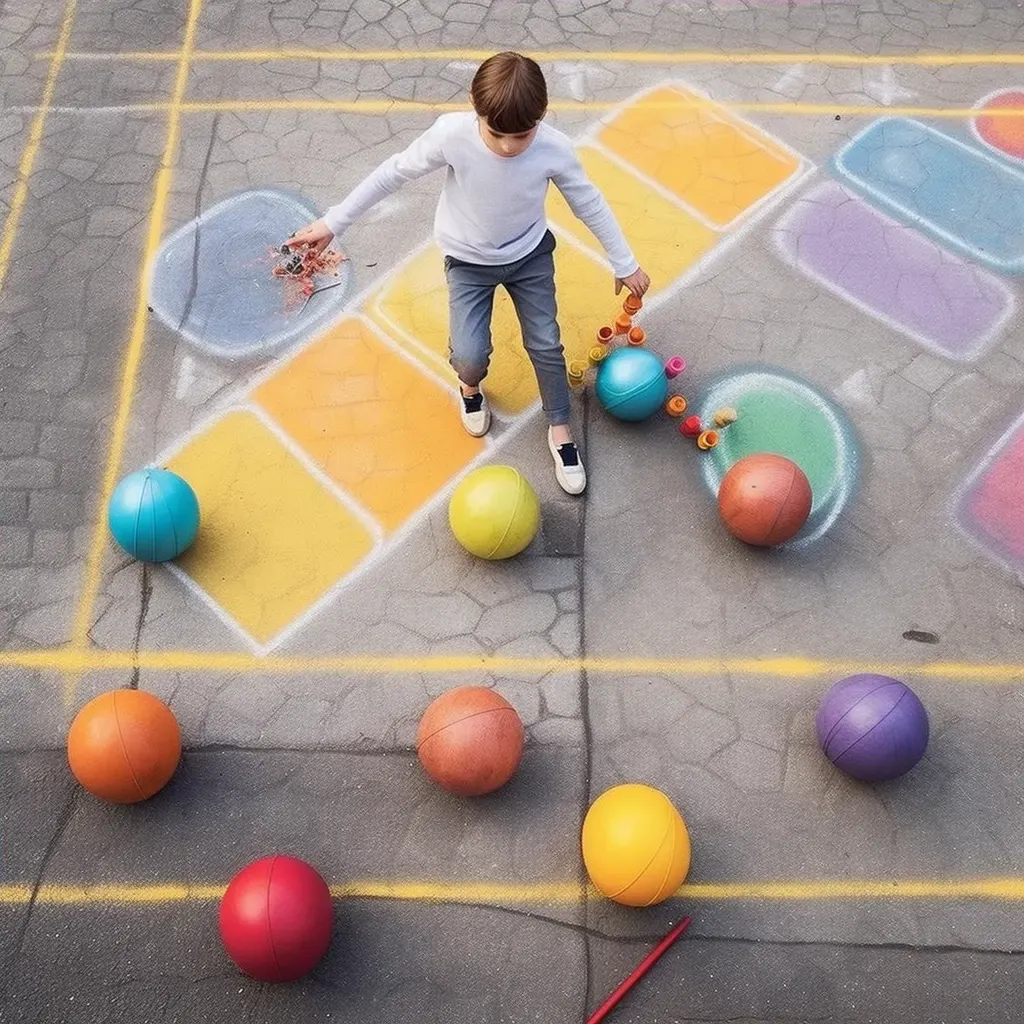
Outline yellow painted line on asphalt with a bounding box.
[0,0,78,291]
[4,647,1024,682]
[16,99,1024,120]
[41,48,1024,67]
[340,876,1024,903]
[3,877,1024,907]
[0,883,227,905]
[67,0,205,696]
[179,99,1024,119]
[23,98,1024,120]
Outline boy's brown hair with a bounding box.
[471,52,548,135]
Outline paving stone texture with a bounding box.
[4,0,1024,1021]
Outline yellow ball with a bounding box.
[448,465,540,560]
[582,784,691,907]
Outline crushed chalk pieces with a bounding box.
[272,245,347,300]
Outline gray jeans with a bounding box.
[445,230,571,427]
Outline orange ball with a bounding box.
[416,686,524,796]
[717,453,812,547]
[67,689,181,803]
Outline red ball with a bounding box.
[416,686,524,796]
[218,856,333,982]
[717,453,812,547]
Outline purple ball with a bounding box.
[816,674,929,782]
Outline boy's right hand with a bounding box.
[284,218,334,253]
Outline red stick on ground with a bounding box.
[586,916,692,1024]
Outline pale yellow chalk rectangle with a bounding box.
[167,410,375,645]
[367,239,612,416]
[547,145,718,285]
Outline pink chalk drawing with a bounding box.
[955,413,1024,573]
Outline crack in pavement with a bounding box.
[174,112,222,337]
[128,562,153,690]
[395,900,1024,958]
[577,387,596,1024]
[0,783,79,984]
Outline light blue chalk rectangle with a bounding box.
[834,118,1024,274]
[150,188,352,362]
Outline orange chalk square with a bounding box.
[598,85,801,228]
[253,316,486,532]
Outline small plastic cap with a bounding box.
[680,415,702,438]
[664,356,686,379]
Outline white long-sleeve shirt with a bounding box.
[322,112,638,278]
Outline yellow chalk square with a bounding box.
[167,410,375,645]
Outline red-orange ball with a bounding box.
[416,686,524,796]
[717,453,812,547]
[67,689,181,803]
[219,856,334,982]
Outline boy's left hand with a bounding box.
[615,267,651,299]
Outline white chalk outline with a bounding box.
[969,88,1024,166]
[772,180,1017,363]
[834,116,1024,275]
[149,187,355,362]
[152,79,815,653]
[951,408,1024,582]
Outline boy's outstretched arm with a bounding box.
[286,121,449,251]
[551,156,651,299]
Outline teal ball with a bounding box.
[594,347,668,422]
[108,468,200,562]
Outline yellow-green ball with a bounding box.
[582,784,691,907]
[448,466,540,560]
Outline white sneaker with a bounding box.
[548,428,587,495]
[460,390,491,437]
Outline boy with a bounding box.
[286,51,650,495]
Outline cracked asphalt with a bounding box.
[4,0,1024,1022]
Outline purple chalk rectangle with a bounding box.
[773,181,1014,361]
